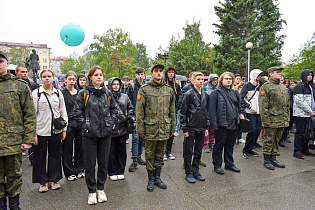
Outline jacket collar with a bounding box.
[38,85,59,94]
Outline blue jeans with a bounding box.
[175,110,180,132]
[131,132,144,161]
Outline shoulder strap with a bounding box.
[131,83,135,94]
[43,92,55,135]
[247,85,259,102]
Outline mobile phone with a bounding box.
[241,77,245,81]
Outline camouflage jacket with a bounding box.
[136,79,176,141]
[259,78,289,128]
[0,73,36,156]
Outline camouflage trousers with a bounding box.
[0,154,22,198]
[262,127,284,155]
[145,140,167,171]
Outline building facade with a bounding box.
[51,56,68,75]
[0,42,51,71]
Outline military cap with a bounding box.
[267,66,284,73]
[151,64,164,72]
[0,52,8,61]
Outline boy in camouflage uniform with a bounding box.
[0,52,36,209]
[259,66,289,170]
[136,64,176,192]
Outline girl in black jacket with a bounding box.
[61,71,84,181]
[73,66,117,205]
[107,77,135,181]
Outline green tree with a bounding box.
[166,20,215,76]
[60,52,86,75]
[282,33,315,80]
[213,0,286,77]
[90,28,149,79]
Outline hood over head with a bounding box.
[207,74,219,85]
[76,74,87,90]
[300,69,314,86]
[107,77,122,92]
[250,69,263,86]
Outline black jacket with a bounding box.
[61,88,78,128]
[25,78,38,91]
[164,70,181,110]
[178,82,193,109]
[73,85,117,138]
[209,87,245,131]
[127,78,145,109]
[180,87,210,133]
[108,78,135,137]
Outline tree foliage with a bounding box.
[213,0,286,77]
[60,52,86,75]
[90,28,150,79]
[166,20,215,76]
[7,46,29,66]
[282,33,315,80]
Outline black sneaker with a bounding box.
[254,142,262,148]
[293,152,304,159]
[128,161,138,172]
[193,173,205,181]
[243,152,250,159]
[137,157,146,165]
[248,150,259,157]
[302,151,315,157]
[185,174,195,183]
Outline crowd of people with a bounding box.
[1,50,314,208]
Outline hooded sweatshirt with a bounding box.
[164,67,181,110]
[240,69,263,114]
[206,74,219,95]
[293,69,315,117]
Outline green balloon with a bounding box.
[60,23,85,47]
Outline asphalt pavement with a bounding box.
[20,131,315,209]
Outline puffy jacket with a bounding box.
[209,87,244,131]
[0,73,36,156]
[240,69,263,114]
[108,77,135,137]
[293,69,315,117]
[73,85,117,138]
[180,87,210,133]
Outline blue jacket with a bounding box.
[126,79,145,109]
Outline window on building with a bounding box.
[43,66,47,70]
[43,51,47,56]
[43,58,47,63]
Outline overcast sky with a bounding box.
[0,0,314,64]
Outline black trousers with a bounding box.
[165,135,174,155]
[32,134,62,185]
[243,114,262,153]
[108,134,127,176]
[294,117,309,153]
[183,130,205,175]
[83,135,111,193]
[62,126,84,178]
[213,127,237,168]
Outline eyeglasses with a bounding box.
[223,77,232,80]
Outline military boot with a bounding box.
[263,154,275,170]
[154,168,167,189]
[0,197,7,210]
[147,170,155,192]
[270,155,285,168]
[8,195,21,210]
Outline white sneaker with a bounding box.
[117,175,125,180]
[67,175,77,181]
[77,172,85,179]
[168,154,176,160]
[109,175,118,181]
[174,132,179,137]
[163,154,168,161]
[239,138,246,143]
[97,190,107,203]
[88,193,97,205]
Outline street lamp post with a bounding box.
[246,42,253,81]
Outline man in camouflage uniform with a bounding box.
[136,64,176,192]
[259,66,289,170]
[0,52,36,209]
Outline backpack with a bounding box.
[83,89,111,107]
[305,116,315,140]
